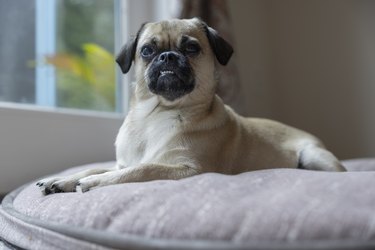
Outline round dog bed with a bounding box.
[1,159,375,250]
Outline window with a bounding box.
[0,0,179,114]
[0,0,119,112]
[0,0,36,105]
[38,0,118,112]
[0,0,179,193]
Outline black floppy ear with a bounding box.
[203,24,234,66]
[116,38,137,74]
[116,23,146,74]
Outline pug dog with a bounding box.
[37,18,345,195]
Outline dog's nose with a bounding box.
[158,51,179,63]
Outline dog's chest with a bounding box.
[116,109,181,167]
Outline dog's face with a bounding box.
[116,18,233,105]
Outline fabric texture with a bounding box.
[1,159,375,250]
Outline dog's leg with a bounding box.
[37,166,117,195]
[77,164,199,192]
[298,145,346,171]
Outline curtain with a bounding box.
[179,0,245,114]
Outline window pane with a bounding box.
[0,0,118,113]
[53,0,117,112]
[0,0,36,104]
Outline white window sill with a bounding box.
[0,102,124,121]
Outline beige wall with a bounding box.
[229,0,375,159]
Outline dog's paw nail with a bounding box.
[37,182,44,187]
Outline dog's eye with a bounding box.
[185,43,201,54]
[141,46,154,57]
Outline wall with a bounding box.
[229,0,375,159]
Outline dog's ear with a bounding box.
[202,23,233,66]
[116,38,137,74]
[116,23,146,74]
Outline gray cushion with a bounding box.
[1,159,375,250]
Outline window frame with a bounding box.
[36,0,56,107]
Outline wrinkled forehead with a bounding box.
[138,19,206,48]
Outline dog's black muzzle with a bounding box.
[148,51,195,101]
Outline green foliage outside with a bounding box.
[46,44,116,111]
[49,0,116,112]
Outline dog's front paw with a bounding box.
[77,172,117,193]
[36,177,79,195]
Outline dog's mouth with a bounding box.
[148,64,195,102]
